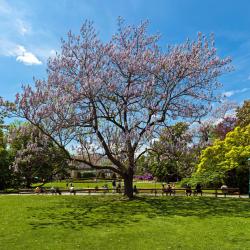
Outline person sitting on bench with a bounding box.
[221,184,228,196]
[194,183,202,196]
[185,184,192,196]
[165,184,172,196]
[70,186,76,195]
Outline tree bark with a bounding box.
[123,171,134,199]
[26,177,32,188]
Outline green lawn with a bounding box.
[0,196,249,250]
[39,181,222,195]
[42,180,164,189]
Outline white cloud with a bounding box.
[0,1,57,65]
[15,45,42,65]
[0,40,42,65]
[223,91,234,97]
[223,88,250,97]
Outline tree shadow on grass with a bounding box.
[27,196,250,230]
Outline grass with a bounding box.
[0,195,249,250]
[41,180,164,189]
[39,181,223,194]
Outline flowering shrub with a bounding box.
[134,173,153,181]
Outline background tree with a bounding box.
[193,101,237,146]
[212,116,236,140]
[9,124,69,188]
[2,19,231,198]
[0,122,11,190]
[196,125,250,193]
[236,100,250,127]
[146,122,195,182]
[135,155,150,175]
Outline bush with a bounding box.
[180,171,224,188]
[134,173,153,181]
[81,172,96,179]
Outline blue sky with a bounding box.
[0,0,250,103]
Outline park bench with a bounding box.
[18,189,38,194]
[70,188,112,195]
[213,188,240,197]
[134,188,241,197]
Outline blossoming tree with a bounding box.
[3,19,231,198]
[8,123,69,187]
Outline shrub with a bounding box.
[81,172,96,179]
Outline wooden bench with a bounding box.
[134,188,240,197]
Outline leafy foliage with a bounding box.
[212,116,236,140]
[196,125,250,192]
[141,122,197,181]
[9,123,70,187]
[0,124,11,189]
[236,99,250,127]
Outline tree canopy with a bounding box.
[9,123,70,187]
[145,122,195,181]
[196,125,250,191]
[236,100,250,127]
[1,19,231,197]
[0,123,11,190]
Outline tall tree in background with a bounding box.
[194,101,237,146]
[2,19,231,198]
[212,116,236,140]
[9,124,69,188]
[236,100,250,127]
[196,125,250,192]
[147,122,194,182]
[0,122,11,190]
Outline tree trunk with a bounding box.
[123,172,134,199]
[25,176,32,188]
[26,179,32,188]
